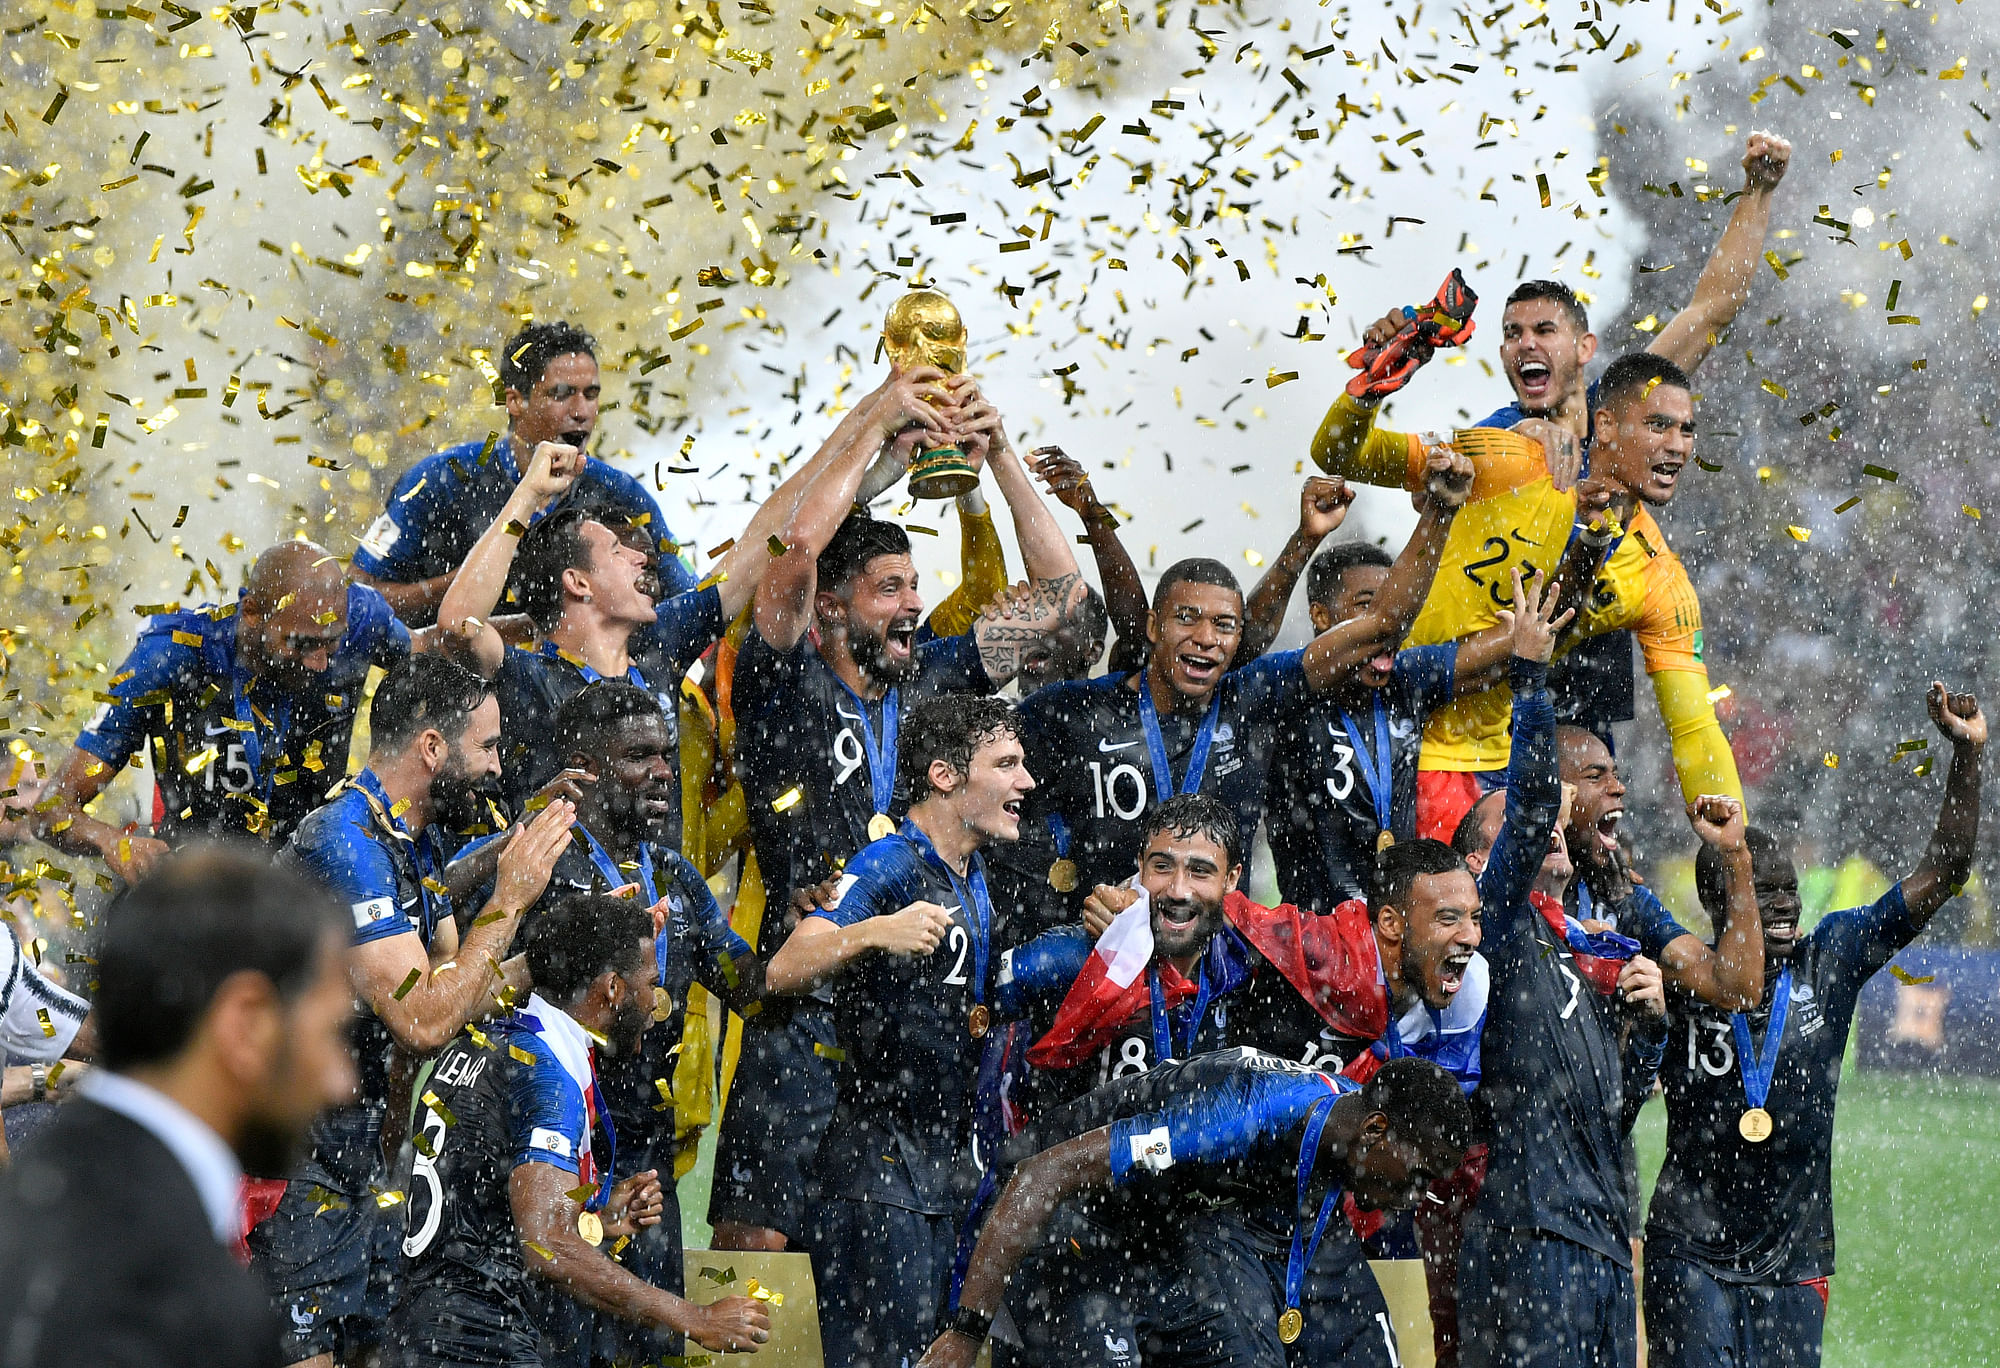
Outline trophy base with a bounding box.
[907,447,979,500]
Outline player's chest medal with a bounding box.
[835,676,901,845]
[1280,1093,1344,1344]
[1338,695,1396,853]
[1731,966,1792,1144]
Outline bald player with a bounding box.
[36,542,426,879]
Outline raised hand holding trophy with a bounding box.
[882,289,979,499]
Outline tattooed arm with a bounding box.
[955,382,1088,688]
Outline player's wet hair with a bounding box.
[511,503,597,631]
[1370,838,1470,923]
[818,513,913,595]
[524,893,653,1006]
[1597,351,1692,416]
[1505,279,1589,334]
[1139,793,1243,872]
[1151,557,1242,616]
[1306,542,1395,613]
[553,680,667,771]
[896,694,1020,803]
[1361,1056,1478,1157]
[368,654,493,755]
[500,320,597,395]
[1694,825,1787,919]
[97,847,345,1071]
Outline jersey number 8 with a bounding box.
[403,1107,451,1258]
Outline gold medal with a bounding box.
[1738,1107,1774,1143]
[577,1210,605,1246]
[1375,829,1395,853]
[868,813,896,841]
[1048,858,1079,893]
[968,1004,992,1039]
[652,986,674,1023]
[1278,1307,1304,1344]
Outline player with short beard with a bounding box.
[258,655,577,1368]
[715,364,1086,1253]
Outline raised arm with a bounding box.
[1241,478,1352,664]
[349,801,572,1051]
[1473,570,1571,930]
[752,369,951,650]
[511,1162,770,1352]
[1656,795,1763,1012]
[1901,683,1986,923]
[1299,449,1473,692]
[434,441,583,676]
[954,386,1080,589]
[925,482,1009,640]
[913,1131,1113,1368]
[1647,132,1792,374]
[1030,448,1150,657]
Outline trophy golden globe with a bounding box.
[882,289,979,499]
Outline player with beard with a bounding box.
[387,894,771,1366]
[36,541,424,877]
[1015,448,1474,926]
[1318,134,1790,797]
[484,681,764,1366]
[914,1052,1476,1368]
[762,695,1037,1368]
[715,365,1085,1254]
[352,321,693,626]
[1646,684,1983,1368]
[1307,348,1744,850]
[438,414,863,825]
[260,655,577,1368]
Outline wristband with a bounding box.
[30,1063,47,1103]
[943,1307,992,1343]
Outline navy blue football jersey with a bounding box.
[1648,886,1921,1283]
[812,822,1012,1214]
[78,585,409,845]
[282,767,450,1191]
[1265,646,1457,912]
[1016,653,1313,907]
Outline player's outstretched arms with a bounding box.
[1300,450,1474,693]
[1902,683,1986,923]
[914,1130,1113,1368]
[512,1162,772,1351]
[1657,796,1763,1012]
[1648,131,1791,374]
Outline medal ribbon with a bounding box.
[1338,694,1395,837]
[1146,961,1218,1061]
[836,677,901,819]
[537,641,649,693]
[577,824,670,992]
[1136,682,1223,799]
[1730,966,1792,1115]
[1284,1091,1343,1322]
[580,1049,617,1212]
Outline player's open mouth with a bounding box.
[1178,652,1221,682]
[1651,458,1684,489]
[1001,798,1023,821]
[1764,918,1798,943]
[1155,900,1202,934]
[1439,952,1472,996]
[1515,360,1552,397]
[885,622,918,658]
[643,790,675,816]
[1368,652,1395,675]
[561,428,591,447]
[1595,810,1622,853]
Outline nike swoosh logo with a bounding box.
[1098,738,1141,752]
[204,722,235,736]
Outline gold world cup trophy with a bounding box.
[882,289,979,499]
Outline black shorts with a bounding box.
[1458,1221,1636,1368]
[809,1194,959,1368]
[246,1176,397,1363]
[710,1005,839,1239]
[382,1283,541,1368]
[1643,1252,1827,1368]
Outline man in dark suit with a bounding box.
[0,847,357,1368]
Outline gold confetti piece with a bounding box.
[1706,685,1733,705]
[1889,966,1936,985]
[510,1044,536,1066]
[1785,526,1812,543]
[701,1265,738,1284]
[391,968,422,1001]
[1824,753,1840,768]
[374,1190,406,1208]
[1762,251,1789,281]
[1835,498,1862,515]
[1760,379,1790,398]
[527,1242,556,1262]
[766,535,789,557]
[1965,506,1983,520]
[171,630,203,647]
[36,1008,54,1039]
[1862,465,1898,482]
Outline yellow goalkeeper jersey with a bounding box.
[1311,393,1738,803]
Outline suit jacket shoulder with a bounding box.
[0,1099,282,1368]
